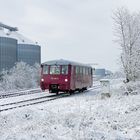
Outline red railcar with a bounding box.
[40,59,93,94]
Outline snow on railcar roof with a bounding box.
[42,59,91,67]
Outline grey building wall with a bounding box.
[17,44,41,65]
[95,69,106,77]
[0,37,17,72]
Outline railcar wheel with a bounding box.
[41,88,45,92]
[69,90,74,95]
[56,91,59,95]
[78,89,81,93]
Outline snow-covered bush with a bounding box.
[0,62,40,91]
[121,81,140,95]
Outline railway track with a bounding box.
[0,93,70,112]
[0,85,101,112]
[0,85,100,99]
[0,88,42,99]
[89,85,101,90]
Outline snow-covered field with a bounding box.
[0,79,140,140]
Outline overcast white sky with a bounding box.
[0,0,140,72]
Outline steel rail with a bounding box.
[0,89,42,99]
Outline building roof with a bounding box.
[8,31,37,45]
[42,59,91,67]
[0,22,18,31]
[0,22,39,45]
[0,28,7,37]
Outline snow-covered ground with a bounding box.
[0,79,140,140]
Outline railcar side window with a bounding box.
[62,65,68,74]
[76,66,80,74]
[88,68,91,75]
[80,67,83,74]
[50,65,60,75]
[86,68,88,75]
[43,65,49,74]
[83,67,86,75]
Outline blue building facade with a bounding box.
[0,35,17,72]
[95,69,106,77]
[17,44,41,65]
[9,31,41,66]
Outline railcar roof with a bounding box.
[42,59,91,67]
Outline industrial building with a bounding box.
[92,68,106,80]
[0,23,41,72]
[8,31,41,65]
[0,27,17,72]
[95,68,106,77]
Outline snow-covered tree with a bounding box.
[113,7,140,81]
[0,62,40,91]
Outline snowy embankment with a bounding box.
[0,79,140,140]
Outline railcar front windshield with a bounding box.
[43,65,49,74]
[50,65,60,75]
[62,65,68,74]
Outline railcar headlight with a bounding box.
[65,79,68,82]
[41,78,44,82]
